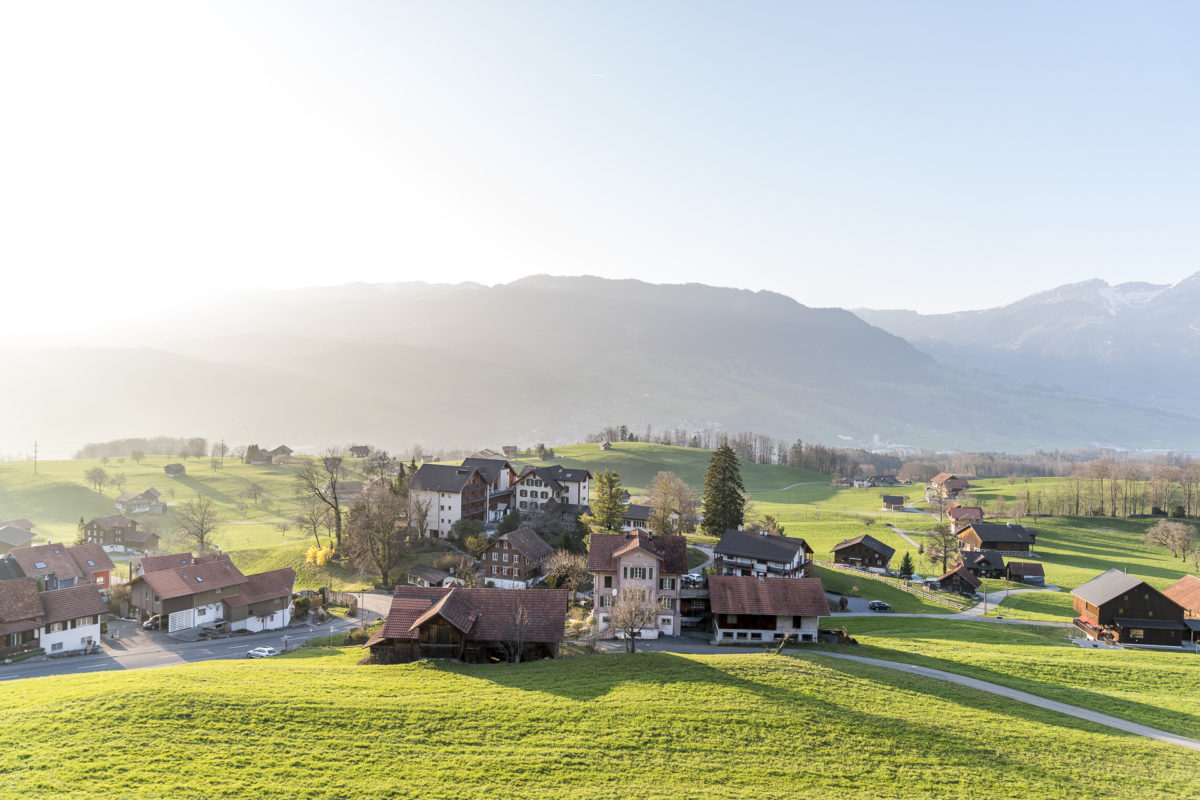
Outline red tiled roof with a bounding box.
[138,560,247,600]
[948,506,983,520]
[378,586,567,643]
[40,584,108,624]
[0,578,43,624]
[1164,574,1200,614]
[68,543,115,575]
[223,568,296,608]
[708,576,829,617]
[409,589,478,633]
[8,543,84,581]
[587,531,688,574]
[139,552,230,574]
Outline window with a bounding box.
[51,643,63,652]
[659,577,676,591]
[513,555,520,565]
[659,617,672,628]
[492,552,498,561]
[628,566,647,580]
[197,607,207,616]
[34,562,46,569]
[600,615,610,624]
[659,597,676,611]
[491,565,498,575]
[1129,628,1145,639]
[599,596,612,607]
[87,560,96,567]
[502,567,510,576]
[502,553,509,563]
[603,576,612,588]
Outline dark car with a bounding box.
[866,600,892,612]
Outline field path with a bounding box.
[809,651,1200,752]
[886,524,919,547]
[746,481,829,493]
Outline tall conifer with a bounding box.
[702,445,745,536]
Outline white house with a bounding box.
[223,568,295,633]
[39,584,108,655]
[409,465,488,537]
[587,530,688,639]
[513,465,591,512]
[460,457,520,523]
[708,575,828,644]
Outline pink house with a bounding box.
[587,529,688,640]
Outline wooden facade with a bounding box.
[1073,584,1186,647]
[831,539,893,570]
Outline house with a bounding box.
[714,529,813,578]
[501,446,519,459]
[881,495,906,511]
[588,529,688,639]
[619,504,652,531]
[349,445,371,458]
[1006,561,1045,586]
[513,465,591,512]
[410,465,488,537]
[1,543,114,594]
[461,457,520,522]
[958,522,1036,555]
[268,445,294,460]
[0,519,34,533]
[114,487,163,514]
[480,527,554,589]
[130,558,249,632]
[222,567,295,632]
[870,475,902,487]
[947,504,984,531]
[1164,575,1200,619]
[830,534,895,571]
[0,525,34,555]
[0,578,45,658]
[599,440,612,451]
[84,515,139,551]
[472,448,503,460]
[932,565,981,595]
[708,575,829,644]
[407,564,458,588]
[958,550,1006,579]
[1072,569,1186,647]
[929,472,969,499]
[365,585,568,664]
[164,463,186,478]
[39,583,108,655]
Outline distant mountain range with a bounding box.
[855,273,1200,417]
[5,275,1200,458]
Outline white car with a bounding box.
[246,646,279,659]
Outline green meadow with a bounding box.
[0,648,1196,799]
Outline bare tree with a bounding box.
[647,471,699,535]
[543,549,587,603]
[244,483,265,504]
[500,597,532,663]
[110,472,128,493]
[924,524,961,575]
[85,467,109,494]
[344,484,409,586]
[173,494,222,553]
[1145,519,1197,559]
[444,554,484,587]
[295,451,348,547]
[609,588,659,653]
[131,450,145,465]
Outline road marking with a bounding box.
[156,654,178,659]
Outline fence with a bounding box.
[815,560,971,610]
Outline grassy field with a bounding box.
[834,616,1200,741]
[0,648,1197,799]
[813,564,951,614]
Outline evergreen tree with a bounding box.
[899,551,915,578]
[702,445,745,536]
[496,507,521,535]
[590,469,626,532]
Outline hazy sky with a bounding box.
[3,1,1198,328]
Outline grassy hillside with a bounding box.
[1,649,1197,799]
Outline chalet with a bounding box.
[0,525,34,555]
[930,473,969,499]
[1072,569,1186,647]
[830,534,895,571]
[513,465,591,511]
[39,584,108,655]
[619,504,652,531]
[1006,561,1045,586]
[268,445,294,460]
[599,440,612,451]
[222,567,295,632]
[349,445,371,458]
[958,522,1035,555]
[410,465,488,538]
[480,527,554,589]
[84,515,138,551]
[365,585,568,664]
[130,558,248,633]
[932,565,981,595]
[4,542,115,594]
[588,530,688,639]
[0,578,45,658]
[407,564,458,588]
[870,475,902,487]
[164,463,186,478]
[958,550,1006,579]
[708,576,828,644]
[947,504,984,531]
[114,487,163,514]
[461,457,519,522]
[881,495,906,511]
[714,529,813,578]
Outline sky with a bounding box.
[2,1,1198,331]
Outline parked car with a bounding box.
[142,615,162,630]
[866,601,892,612]
[247,646,279,659]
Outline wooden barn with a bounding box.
[1072,569,1186,647]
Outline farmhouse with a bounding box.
[881,495,906,511]
[932,565,981,595]
[1163,575,1200,619]
[958,550,1006,579]
[407,564,457,588]
[947,504,984,531]
[349,445,371,458]
[410,464,488,538]
[365,585,568,664]
[929,473,969,499]
[957,522,1036,556]
[830,534,895,571]
[619,503,652,531]
[222,567,295,633]
[713,529,813,578]
[1072,569,1186,647]
[269,445,294,459]
[480,527,554,589]
[589,529,688,639]
[1006,561,1045,586]
[84,515,139,551]
[460,457,519,522]
[114,487,163,514]
[0,525,34,555]
[164,463,186,477]
[708,576,828,644]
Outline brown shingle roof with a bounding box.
[40,584,108,624]
[708,576,829,617]
[497,528,554,562]
[1164,574,1200,615]
[138,559,247,600]
[409,588,478,633]
[88,514,136,531]
[830,534,896,560]
[1006,561,1045,578]
[223,568,296,608]
[948,505,983,520]
[0,578,43,625]
[68,543,115,575]
[936,565,981,589]
[139,552,229,574]
[587,531,688,574]
[0,519,34,532]
[0,526,34,548]
[378,586,567,643]
[8,543,84,581]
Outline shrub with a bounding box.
[1171,506,1187,518]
